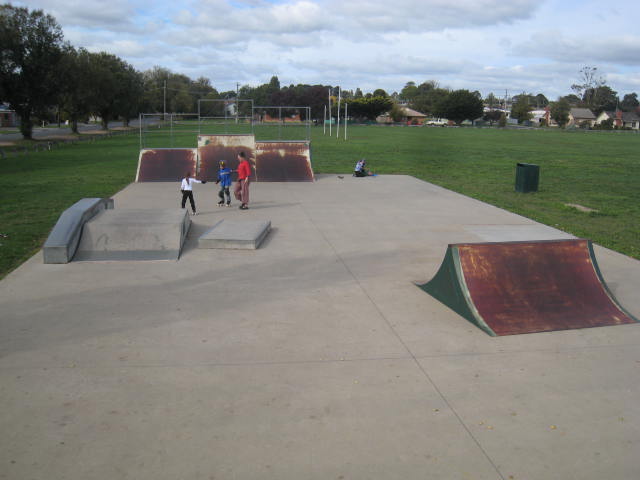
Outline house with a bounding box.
[377,106,427,125]
[530,109,548,126]
[568,108,596,128]
[595,110,640,130]
[0,104,18,127]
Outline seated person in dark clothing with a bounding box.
[354,159,370,177]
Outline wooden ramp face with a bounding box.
[197,134,256,182]
[136,148,197,182]
[419,239,638,336]
[255,141,314,182]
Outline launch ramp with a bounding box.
[419,239,638,336]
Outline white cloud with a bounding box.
[9,0,640,98]
[514,32,640,66]
[334,0,539,32]
[15,0,140,30]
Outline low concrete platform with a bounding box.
[198,219,271,249]
[74,208,190,261]
[1,176,639,480]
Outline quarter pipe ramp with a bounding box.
[418,239,638,336]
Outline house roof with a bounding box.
[599,111,640,122]
[401,107,426,117]
[570,108,595,120]
[621,111,640,122]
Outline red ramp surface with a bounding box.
[197,134,256,182]
[419,239,638,336]
[136,148,198,182]
[255,141,314,182]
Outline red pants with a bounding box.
[234,179,250,204]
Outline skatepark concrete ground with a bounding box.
[1,175,639,480]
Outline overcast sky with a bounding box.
[14,0,640,99]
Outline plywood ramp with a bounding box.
[197,134,256,182]
[255,141,314,182]
[136,148,198,182]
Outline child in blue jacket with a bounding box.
[216,160,233,206]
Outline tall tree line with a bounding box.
[0,5,143,137]
[3,5,639,138]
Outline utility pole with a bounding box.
[236,82,240,124]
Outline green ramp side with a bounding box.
[417,246,496,337]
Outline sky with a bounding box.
[13,0,640,100]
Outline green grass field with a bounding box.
[1,125,639,278]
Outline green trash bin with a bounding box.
[515,163,539,193]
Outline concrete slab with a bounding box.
[1,175,639,480]
[198,219,271,249]
[74,208,190,261]
[464,224,575,242]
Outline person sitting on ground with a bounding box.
[354,159,372,177]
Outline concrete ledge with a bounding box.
[43,198,114,264]
[74,209,190,261]
[198,220,271,250]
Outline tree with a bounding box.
[588,85,618,115]
[621,93,639,112]
[560,94,582,106]
[550,98,571,128]
[373,88,388,98]
[409,82,449,116]
[570,66,617,113]
[267,75,280,93]
[434,89,484,125]
[400,81,418,101]
[597,118,614,130]
[571,66,605,109]
[485,93,499,109]
[87,52,141,129]
[58,47,93,133]
[535,93,549,108]
[389,102,404,122]
[141,67,209,114]
[114,62,143,126]
[0,5,67,138]
[346,96,393,121]
[510,93,533,124]
[483,109,502,126]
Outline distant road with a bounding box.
[0,119,153,143]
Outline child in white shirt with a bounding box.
[180,171,206,215]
